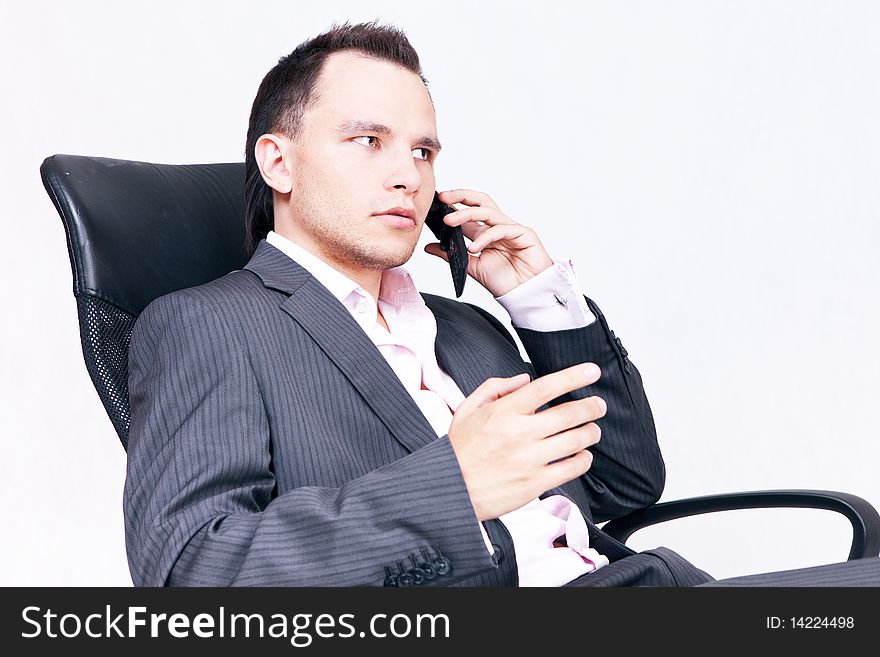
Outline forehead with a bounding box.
[305,50,436,131]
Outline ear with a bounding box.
[255,133,293,194]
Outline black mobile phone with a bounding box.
[425,192,468,297]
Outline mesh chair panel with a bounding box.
[76,295,135,448]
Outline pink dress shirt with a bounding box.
[266,230,610,585]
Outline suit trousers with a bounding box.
[564,547,715,587]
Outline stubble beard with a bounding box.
[295,192,418,273]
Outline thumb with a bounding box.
[457,373,531,415]
[424,243,449,261]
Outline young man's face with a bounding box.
[282,50,440,274]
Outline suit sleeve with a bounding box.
[124,292,497,587]
[466,297,665,523]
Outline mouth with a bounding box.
[373,206,417,229]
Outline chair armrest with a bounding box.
[601,489,880,561]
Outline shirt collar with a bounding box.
[265,230,425,310]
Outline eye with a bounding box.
[353,135,379,148]
[412,147,431,161]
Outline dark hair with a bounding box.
[244,20,429,258]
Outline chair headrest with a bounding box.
[41,154,248,317]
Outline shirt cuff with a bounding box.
[494,258,596,331]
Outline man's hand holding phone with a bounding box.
[424,188,556,298]
[447,363,606,522]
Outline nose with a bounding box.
[384,146,422,196]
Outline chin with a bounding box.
[380,245,418,270]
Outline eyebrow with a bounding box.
[335,120,442,153]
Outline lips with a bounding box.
[373,206,417,230]
[374,206,416,221]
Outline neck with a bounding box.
[274,226,383,303]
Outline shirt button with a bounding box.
[356,301,369,314]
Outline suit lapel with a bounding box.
[426,295,531,396]
[244,240,439,455]
[431,313,491,398]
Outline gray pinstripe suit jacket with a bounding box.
[124,239,668,586]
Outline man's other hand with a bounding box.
[447,363,606,521]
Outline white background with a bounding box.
[1,0,878,585]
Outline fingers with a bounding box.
[438,189,500,210]
[466,224,531,253]
[530,395,607,439]
[459,221,491,243]
[542,449,595,489]
[503,363,602,415]
[456,373,532,415]
[535,422,602,465]
[440,205,514,228]
[427,224,530,258]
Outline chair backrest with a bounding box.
[41,154,247,449]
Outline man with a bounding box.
[124,21,879,587]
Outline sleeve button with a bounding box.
[433,557,452,576]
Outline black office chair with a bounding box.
[41,153,880,564]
